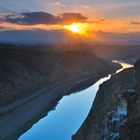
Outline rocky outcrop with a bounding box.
[73,59,140,140]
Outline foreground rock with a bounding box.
[73,59,140,140]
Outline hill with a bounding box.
[0,44,120,109]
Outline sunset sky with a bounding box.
[0,0,140,33]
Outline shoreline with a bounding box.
[0,65,120,140]
[72,67,135,140]
[0,67,118,140]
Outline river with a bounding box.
[18,61,133,140]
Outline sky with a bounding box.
[0,0,140,40]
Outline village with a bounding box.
[102,89,137,140]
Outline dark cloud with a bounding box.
[130,21,140,25]
[0,26,4,29]
[58,13,88,24]
[0,26,6,29]
[2,12,88,25]
[0,26,7,31]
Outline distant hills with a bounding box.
[0,29,140,45]
[0,29,74,45]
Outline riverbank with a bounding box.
[73,59,140,140]
[0,62,120,140]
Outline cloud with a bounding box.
[58,13,88,24]
[52,2,66,7]
[0,26,5,29]
[0,26,7,31]
[1,11,88,25]
[130,21,140,25]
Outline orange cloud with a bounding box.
[0,14,140,33]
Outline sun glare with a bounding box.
[63,23,88,35]
[69,24,80,33]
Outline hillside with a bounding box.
[0,44,120,109]
[73,59,140,140]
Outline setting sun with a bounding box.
[63,23,88,35]
[68,24,80,33]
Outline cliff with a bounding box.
[73,59,140,140]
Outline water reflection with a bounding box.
[18,62,132,140]
[19,77,110,140]
[112,60,133,73]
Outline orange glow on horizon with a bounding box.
[1,19,140,34]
